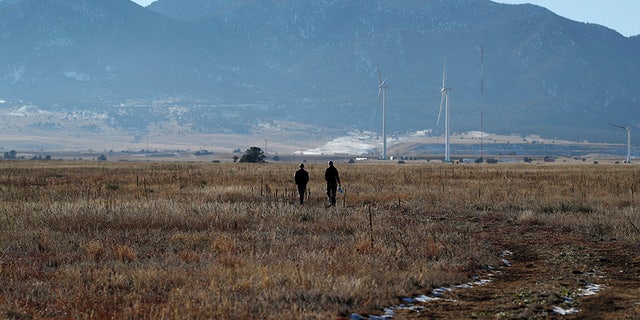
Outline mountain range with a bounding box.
[0,0,638,150]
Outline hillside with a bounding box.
[148,0,640,140]
[0,0,638,150]
[0,0,206,100]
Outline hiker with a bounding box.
[324,160,341,207]
[294,163,309,205]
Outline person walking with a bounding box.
[294,163,309,205]
[324,160,341,207]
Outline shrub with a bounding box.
[238,147,266,163]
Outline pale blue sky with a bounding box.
[132,0,638,37]
[494,0,639,37]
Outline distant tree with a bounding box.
[239,147,266,163]
[233,155,239,163]
[97,154,107,161]
[194,150,212,156]
[3,150,17,159]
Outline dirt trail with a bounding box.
[395,214,640,319]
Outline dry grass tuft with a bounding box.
[112,244,137,263]
[85,240,106,261]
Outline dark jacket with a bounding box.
[295,168,309,186]
[324,166,340,186]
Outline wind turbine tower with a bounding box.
[480,45,485,159]
[437,63,451,162]
[377,65,389,160]
[609,123,632,163]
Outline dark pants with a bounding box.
[326,184,337,206]
[297,185,306,204]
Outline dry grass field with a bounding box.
[0,161,639,319]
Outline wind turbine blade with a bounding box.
[437,93,445,127]
[609,123,628,130]
[374,90,382,132]
[442,71,446,88]
[376,64,383,85]
[442,61,447,88]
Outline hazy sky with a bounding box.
[494,0,639,36]
[132,0,638,37]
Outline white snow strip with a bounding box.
[351,250,511,319]
[431,287,451,297]
[577,283,602,296]
[554,282,603,316]
[415,295,440,302]
[553,306,579,315]
[295,132,378,155]
[470,279,492,286]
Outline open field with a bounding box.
[1,161,639,319]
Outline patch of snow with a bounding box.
[352,274,494,319]
[63,110,107,121]
[431,287,451,297]
[351,249,514,319]
[554,282,603,316]
[6,105,44,117]
[350,313,392,320]
[294,131,378,155]
[63,71,90,81]
[470,279,492,286]
[577,282,602,296]
[410,130,431,137]
[553,306,579,315]
[498,250,513,267]
[466,131,489,139]
[414,295,440,302]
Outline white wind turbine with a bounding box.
[609,123,632,163]
[437,63,451,162]
[377,65,389,160]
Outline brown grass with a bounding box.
[0,161,638,318]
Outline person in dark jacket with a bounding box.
[294,163,310,205]
[324,160,341,207]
